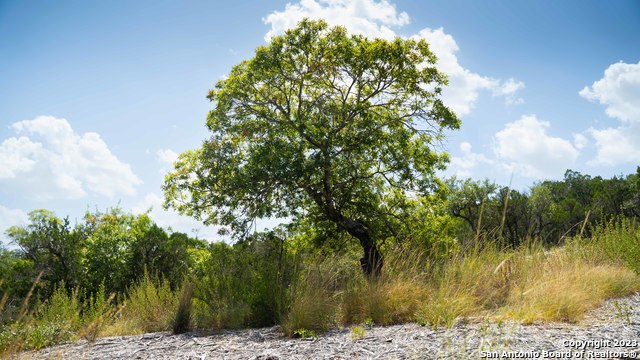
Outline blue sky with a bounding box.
[1,0,639,243]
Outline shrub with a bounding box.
[115,272,178,334]
[193,233,297,329]
[589,219,640,273]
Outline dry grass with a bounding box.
[283,225,640,332]
[2,221,638,357]
[339,249,429,326]
[501,253,639,324]
[100,273,179,336]
[282,257,344,335]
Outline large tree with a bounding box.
[163,19,459,277]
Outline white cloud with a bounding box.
[449,142,494,178]
[263,0,409,41]
[0,116,142,200]
[157,148,179,164]
[573,133,588,150]
[493,78,526,106]
[493,115,579,178]
[157,148,179,175]
[263,1,524,117]
[587,125,640,166]
[580,61,640,166]
[0,136,41,178]
[133,193,220,241]
[0,205,28,246]
[580,61,640,123]
[413,28,526,115]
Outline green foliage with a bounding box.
[293,328,318,340]
[0,282,115,354]
[78,284,115,341]
[362,317,374,329]
[447,169,640,247]
[350,325,365,341]
[164,19,459,276]
[2,207,206,319]
[6,210,84,297]
[2,197,640,353]
[118,272,179,334]
[588,218,640,273]
[22,285,80,349]
[193,231,297,329]
[82,209,147,295]
[0,250,36,322]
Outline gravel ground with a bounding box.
[15,293,640,359]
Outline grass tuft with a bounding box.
[173,282,193,334]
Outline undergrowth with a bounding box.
[1,219,639,356]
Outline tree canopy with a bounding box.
[163,19,459,276]
[3,208,207,299]
[446,168,640,247]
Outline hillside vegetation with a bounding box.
[2,21,640,357]
[1,169,639,355]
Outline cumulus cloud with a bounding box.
[587,126,640,166]
[493,115,579,178]
[263,1,524,117]
[573,133,589,150]
[580,61,640,166]
[449,142,494,178]
[580,61,640,123]
[0,116,142,200]
[133,193,220,241]
[413,28,524,115]
[263,0,409,41]
[0,137,41,178]
[493,78,526,106]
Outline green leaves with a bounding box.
[3,208,207,300]
[166,20,462,277]
[165,20,459,248]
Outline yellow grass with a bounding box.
[285,233,640,332]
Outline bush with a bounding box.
[589,219,640,273]
[193,233,297,329]
[111,272,179,334]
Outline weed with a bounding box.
[293,328,317,340]
[350,325,366,341]
[612,300,634,325]
[363,317,374,329]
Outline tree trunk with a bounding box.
[359,238,383,279]
[305,186,384,278]
[341,218,383,279]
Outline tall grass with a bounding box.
[0,273,182,356]
[0,282,114,354]
[173,281,194,334]
[281,220,640,331]
[283,255,352,334]
[99,272,179,336]
[2,219,639,356]
[191,238,297,330]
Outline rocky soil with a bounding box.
[15,293,640,359]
